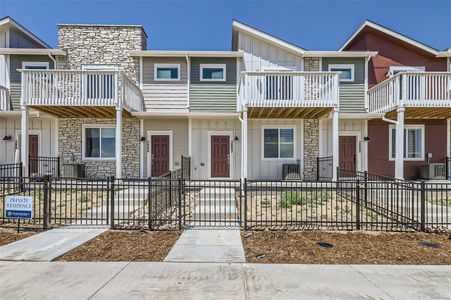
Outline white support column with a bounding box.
[115,108,122,178]
[21,106,29,176]
[332,108,339,181]
[395,107,405,179]
[188,118,192,157]
[139,118,144,179]
[241,105,248,180]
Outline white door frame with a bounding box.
[147,130,173,178]
[15,130,41,157]
[339,131,362,172]
[207,131,233,179]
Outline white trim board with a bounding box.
[207,131,234,179]
[154,63,181,81]
[81,124,116,161]
[339,131,362,172]
[147,130,173,178]
[388,124,425,161]
[200,64,226,82]
[15,130,41,157]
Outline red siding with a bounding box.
[368,119,448,179]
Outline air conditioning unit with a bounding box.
[62,163,86,178]
[420,163,446,180]
[282,163,301,180]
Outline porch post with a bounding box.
[21,106,29,176]
[115,108,122,178]
[332,108,339,181]
[395,107,405,179]
[241,105,248,180]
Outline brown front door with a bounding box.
[29,134,39,174]
[151,135,170,177]
[339,136,356,171]
[211,135,230,178]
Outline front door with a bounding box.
[339,136,356,171]
[211,135,230,178]
[151,135,170,177]
[29,134,39,175]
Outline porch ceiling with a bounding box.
[30,106,131,118]
[248,107,332,119]
[385,107,451,120]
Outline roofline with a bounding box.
[0,48,66,55]
[338,19,438,55]
[437,50,451,58]
[232,20,306,55]
[57,23,148,38]
[0,16,50,48]
[304,51,378,57]
[130,50,243,57]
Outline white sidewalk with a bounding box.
[0,262,449,299]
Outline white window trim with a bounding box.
[22,61,49,69]
[388,66,425,76]
[207,131,233,179]
[261,126,297,161]
[200,64,226,82]
[388,125,425,161]
[82,124,116,161]
[328,64,354,82]
[154,63,180,81]
[147,130,174,178]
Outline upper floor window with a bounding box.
[387,66,425,76]
[22,61,49,70]
[154,64,180,81]
[200,64,226,81]
[328,64,354,82]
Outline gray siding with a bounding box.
[9,29,44,49]
[190,57,237,112]
[9,55,54,110]
[322,57,366,113]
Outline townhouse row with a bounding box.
[0,17,450,180]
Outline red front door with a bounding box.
[29,134,39,175]
[211,135,230,178]
[151,135,170,177]
[339,136,356,171]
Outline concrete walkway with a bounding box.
[0,228,106,261]
[0,262,449,299]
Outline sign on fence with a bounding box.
[4,196,33,219]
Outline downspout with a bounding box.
[381,116,397,125]
[48,53,57,69]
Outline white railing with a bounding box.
[367,72,451,113]
[0,85,11,111]
[20,70,144,112]
[240,71,339,108]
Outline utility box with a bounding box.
[420,163,446,180]
[282,163,301,180]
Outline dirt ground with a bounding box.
[57,230,181,262]
[242,230,451,265]
[0,227,38,246]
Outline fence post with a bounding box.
[243,178,248,230]
[364,171,368,207]
[178,177,182,231]
[148,177,152,231]
[28,155,31,177]
[420,180,426,232]
[43,175,50,230]
[19,161,24,193]
[57,156,61,178]
[316,157,319,181]
[110,176,115,230]
[355,179,361,230]
[106,176,110,226]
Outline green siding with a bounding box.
[9,55,54,110]
[190,57,237,112]
[322,57,366,113]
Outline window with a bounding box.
[82,65,117,99]
[262,127,295,159]
[22,61,49,70]
[389,125,424,160]
[387,66,425,76]
[154,64,180,81]
[328,64,354,82]
[83,126,116,159]
[200,64,226,81]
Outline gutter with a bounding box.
[382,116,397,124]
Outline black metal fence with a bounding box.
[446,157,450,180]
[29,156,60,177]
[316,156,333,181]
[0,162,22,178]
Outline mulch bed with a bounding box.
[0,227,39,246]
[242,230,451,264]
[57,230,181,262]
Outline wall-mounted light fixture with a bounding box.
[140,137,146,142]
[363,136,371,142]
[234,136,239,142]
[3,136,12,141]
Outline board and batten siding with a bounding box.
[238,31,303,72]
[9,55,54,110]
[321,57,366,113]
[142,57,188,111]
[189,57,237,112]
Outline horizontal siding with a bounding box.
[339,84,366,113]
[9,83,20,110]
[190,57,237,84]
[190,84,236,112]
[142,57,188,84]
[142,84,188,111]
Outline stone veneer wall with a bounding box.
[59,117,140,178]
[303,58,321,179]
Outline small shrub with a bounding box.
[280,191,303,208]
[260,199,271,208]
[80,194,90,203]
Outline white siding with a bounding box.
[191,118,241,179]
[248,119,304,180]
[238,31,303,72]
[0,116,57,164]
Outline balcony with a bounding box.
[239,71,339,118]
[20,70,144,117]
[0,85,11,111]
[367,72,451,118]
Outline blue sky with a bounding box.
[1,0,450,51]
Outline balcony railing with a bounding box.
[239,71,339,107]
[367,72,451,114]
[20,70,144,112]
[0,85,11,111]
